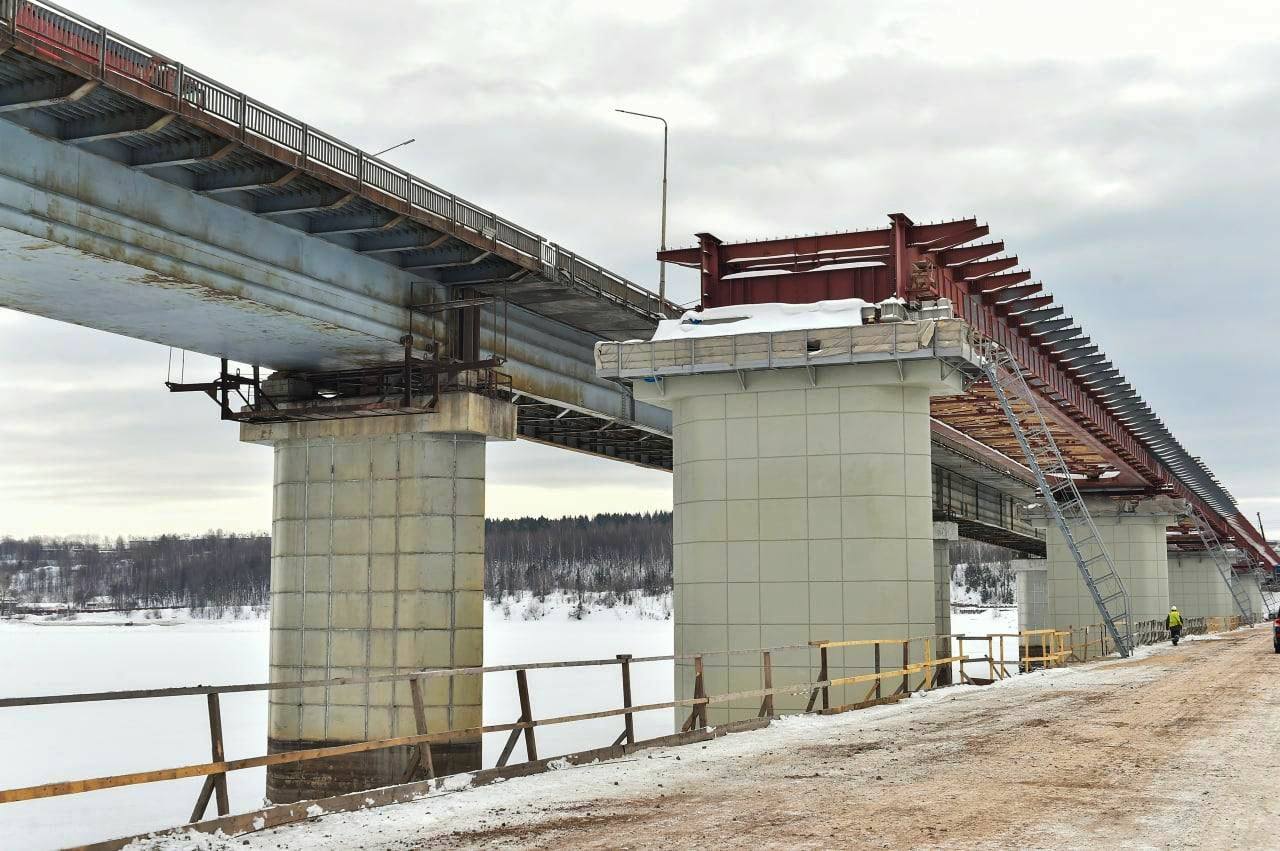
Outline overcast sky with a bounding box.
[2,0,1279,538]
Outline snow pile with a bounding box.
[651,297,874,341]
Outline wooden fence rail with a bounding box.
[0,617,1249,821]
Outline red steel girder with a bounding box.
[663,212,1276,564]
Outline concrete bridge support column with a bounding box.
[638,360,964,726]
[1013,559,1049,632]
[241,394,514,803]
[933,522,957,683]
[1167,551,1221,619]
[1031,496,1186,634]
[933,522,958,643]
[1237,573,1265,621]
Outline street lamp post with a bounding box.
[615,109,668,306]
[372,138,415,158]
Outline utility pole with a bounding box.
[614,109,668,306]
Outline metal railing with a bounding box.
[0,0,675,322]
[0,629,1003,820]
[0,615,1250,845]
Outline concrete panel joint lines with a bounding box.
[639,360,965,725]
[1028,496,1186,632]
[255,406,507,803]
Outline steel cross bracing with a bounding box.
[977,340,1134,656]
[1189,511,1257,622]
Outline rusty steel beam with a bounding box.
[61,108,173,143]
[307,213,405,236]
[131,138,237,170]
[0,76,97,113]
[196,167,300,195]
[255,191,355,217]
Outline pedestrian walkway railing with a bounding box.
[0,0,676,322]
[0,616,1252,847]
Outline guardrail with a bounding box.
[0,0,675,322]
[0,616,1250,844]
[0,629,994,822]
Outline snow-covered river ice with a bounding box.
[0,601,1012,849]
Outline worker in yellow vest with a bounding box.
[1166,605,1183,646]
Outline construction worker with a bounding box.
[1166,605,1183,646]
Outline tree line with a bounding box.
[0,515,1015,612]
[0,512,675,611]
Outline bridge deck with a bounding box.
[0,0,675,343]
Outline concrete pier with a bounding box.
[933,522,958,642]
[242,393,514,802]
[1013,558,1049,632]
[1167,551,1227,619]
[1030,496,1186,632]
[635,358,965,724]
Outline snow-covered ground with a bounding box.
[951,605,1020,677]
[0,599,1011,849]
[0,600,671,850]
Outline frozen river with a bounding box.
[0,602,1007,849]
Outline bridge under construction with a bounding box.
[0,0,1276,840]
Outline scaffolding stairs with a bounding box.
[1189,511,1257,622]
[976,341,1134,657]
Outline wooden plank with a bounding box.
[207,694,229,817]
[758,651,774,719]
[617,654,635,746]
[901,641,910,695]
[495,727,523,769]
[79,718,773,851]
[403,677,434,784]
[516,669,537,762]
[874,643,882,700]
[692,655,707,730]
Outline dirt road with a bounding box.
[176,628,1280,851]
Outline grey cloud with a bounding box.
[4,0,1279,532]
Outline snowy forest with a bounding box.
[0,512,674,612]
[0,513,1018,613]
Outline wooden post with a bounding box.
[402,677,435,785]
[956,634,966,684]
[805,642,829,712]
[693,655,707,730]
[901,640,910,695]
[516,668,537,762]
[617,655,635,746]
[921,638,932,692]
[873,643,882,700]
[758,651,774,719]
[189,693,229,822]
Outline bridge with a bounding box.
[0,0,1273,812]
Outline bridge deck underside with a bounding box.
[0,6,1045,547]
[0,22,668,343]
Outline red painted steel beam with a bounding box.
[907,218,979,245]
[938,241,1004,265]
[716,229,891,264]
[971,271,1032,293]
[664,212,1276,563]
[656,246,701,266]
[954,256,1018,279]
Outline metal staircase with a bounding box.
[1189,511,1257,622]
[976,341,1134,656]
